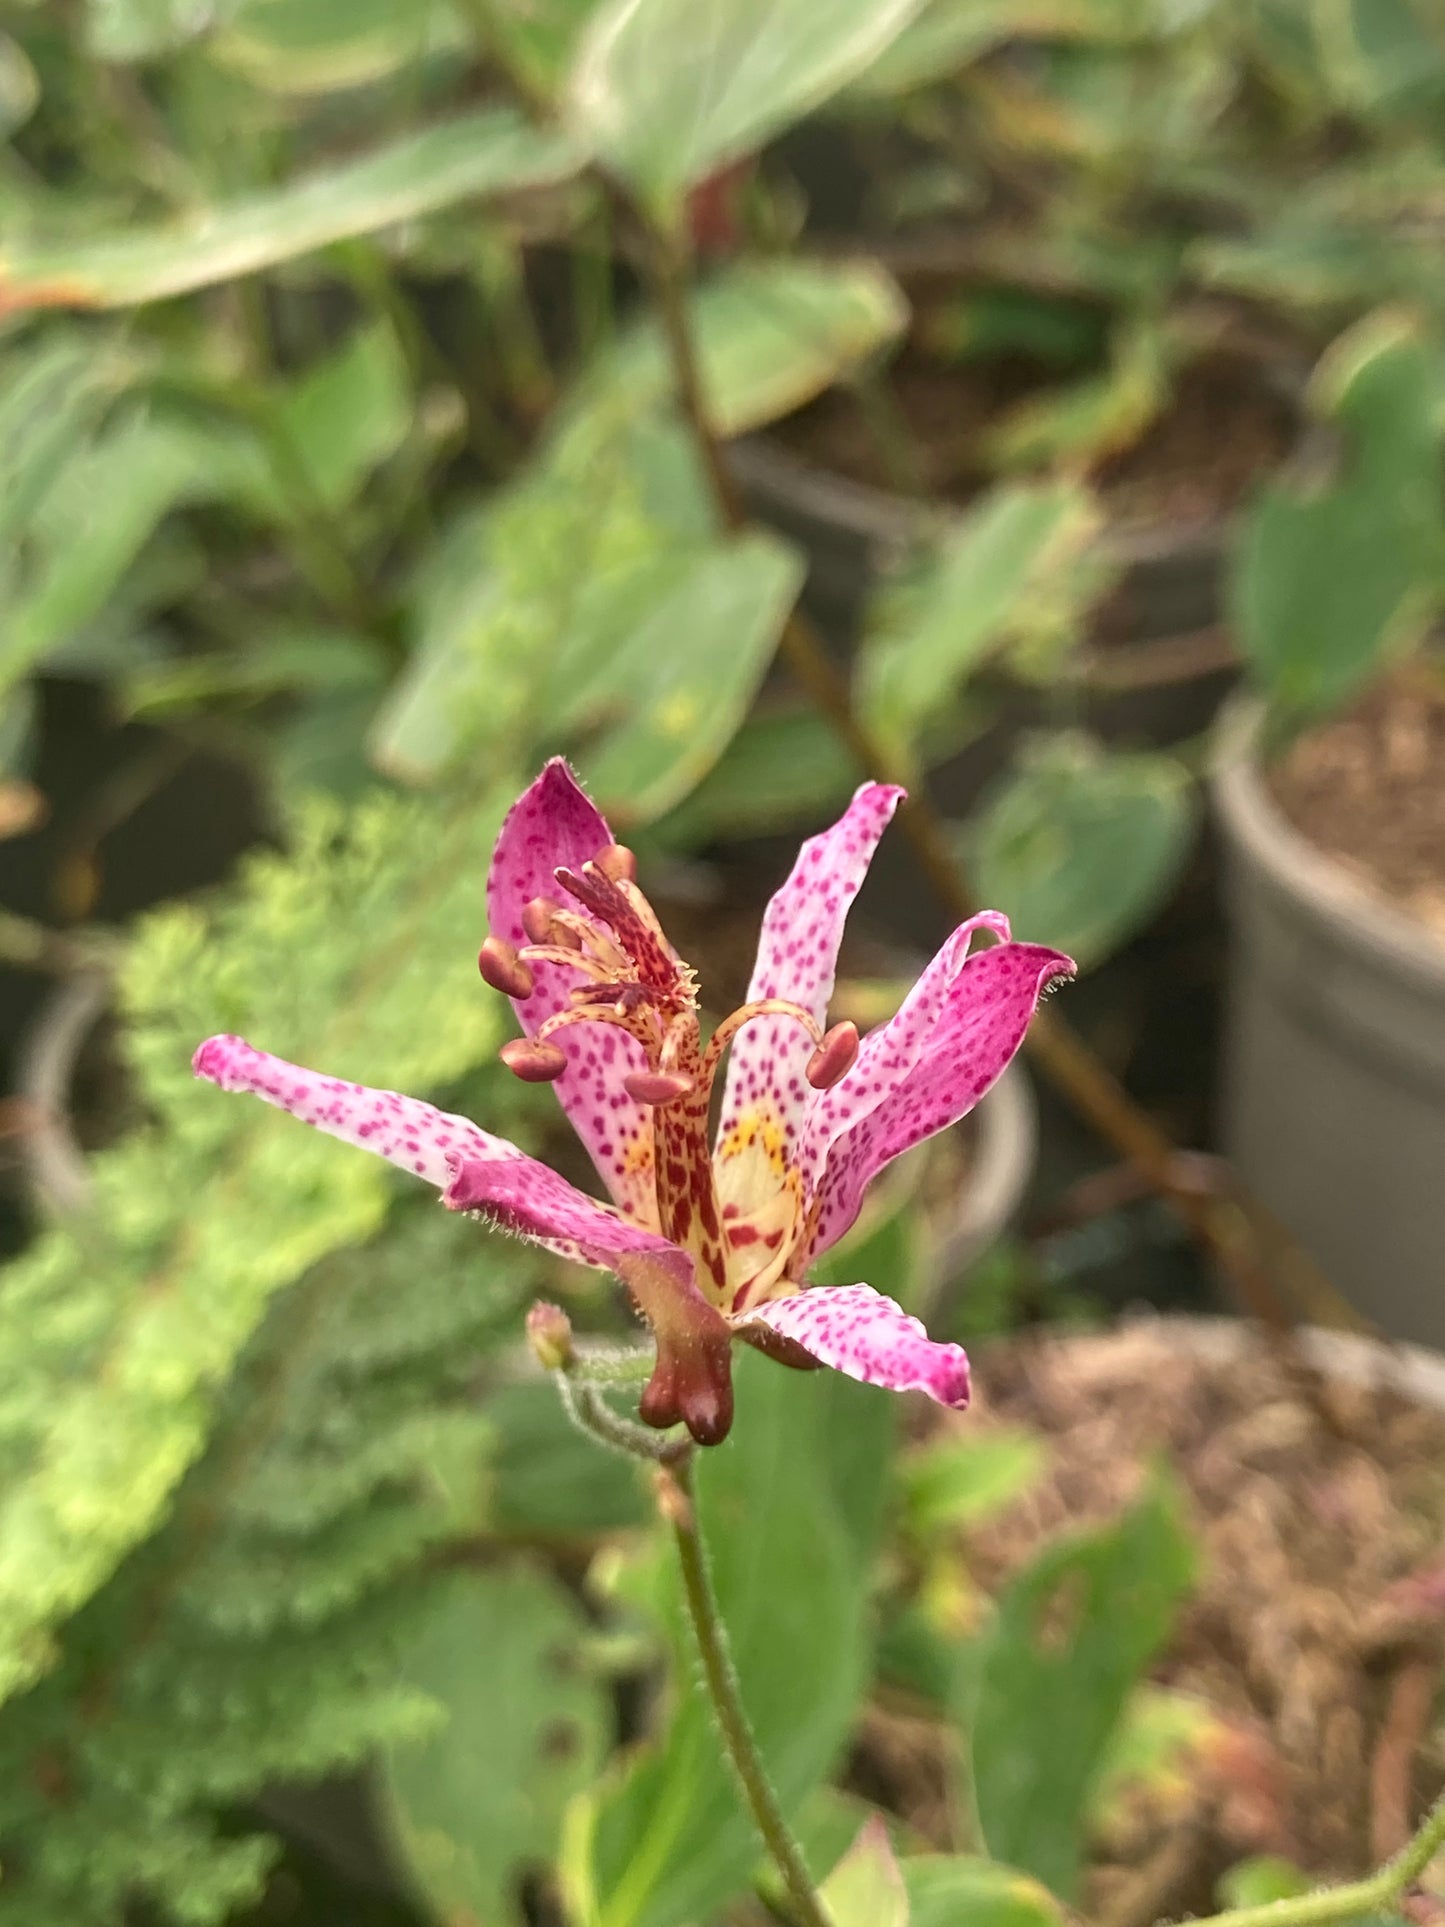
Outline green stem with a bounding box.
[546,1365,831,1927]
[1192,1788,1445,1927]
[668,1456,832,1927]
[555,1375,684,1463]
[569,1345,656,1387]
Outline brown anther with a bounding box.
[478,935,535,1000]
[594,842,638,884]
[521,895,580,948]
[500,1037,568,1083]
[623,1070,696,1108]
[806,1021,860,1091]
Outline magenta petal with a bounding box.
[192,1034,508,1186]
[443,1151,689,1276]
[736,1284,970,1409]
[716,781,903,1162]
[486,760,654,1222]
[802,935,1074,1258]
[447,1153,735,1446]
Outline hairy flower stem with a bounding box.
[666,1454,833,1927]
[550,1361,829,1927]
[1191,1783,1445,1927]
[555,1374,686,1463]
[639,215,1354,1340]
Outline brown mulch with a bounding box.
[959,1323,1445,1895]
[1268,669,1445,941]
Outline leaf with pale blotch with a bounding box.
[860,482,1111,772]
[963,734,1197,971]
[0,108,583,311]
[1231,309,1445,717]
[568,0,930,220]
[211,0,466,95]
[567,531,803,824]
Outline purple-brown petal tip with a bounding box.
[500,1037,568,1083]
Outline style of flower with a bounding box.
[194,761,1072,1444]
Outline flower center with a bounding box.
[491,844,829,1309]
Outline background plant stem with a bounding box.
[642,218,1357,1339]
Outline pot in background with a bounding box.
[1213,702,1445,1344]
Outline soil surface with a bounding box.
[778,348,1296,529]
[1268,669,1445,941]
[947,1322,1445,1910]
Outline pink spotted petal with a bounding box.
[735,1284,970,1409]
[803,937,1074,1258]
[447,1155,735,1445]
[716,782,903,1162]
[486,759,655,1222]
[796,910,1013,1194]
[192,1034,508,1185]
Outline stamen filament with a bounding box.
[699,999,822,1088]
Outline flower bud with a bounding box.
[500,1037,568,1082]
[623,1070,696,1107]
[478,935,535,999]
[526,1300,574,1373]
[806,1020,860,1091]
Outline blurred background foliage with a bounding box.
[0,0,1440,1920]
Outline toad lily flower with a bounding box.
[194,761,1072,1445]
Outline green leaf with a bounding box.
[373,397,800,813]
[0,409,204,692]
[655,705,857,845]
[383,1566,609,1926]
[85,0,242,59]
[477,0,602,97]
[0,333,136,549]
[601,258,908,436]
[121,624,388,720]
[484,1382,650,1536]
[567,1347,895,1927]
[901,1427,1048,1537]
[371,407,709,787]
[963,735,1197,970]
[567,531,803,823]
[967,1467,1197,1901]
[0,108,583,310]
[1231,309,1445,717]
[1216,1856,1313,1910]
[568,0,929,220]
[904,1855,1067,1927]
[859,482,1111,772]
[821,1817,909,1927]
[212,0,466,95]
[984,322,1169,472]
[1091,1685,1226,1834]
